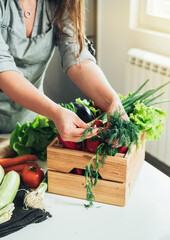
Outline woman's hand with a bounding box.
[53,106,98,142]
[107,97,129,121]
[105,98,129,148]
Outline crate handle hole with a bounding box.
[70,168,103,179]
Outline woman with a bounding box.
[0,0,128,141]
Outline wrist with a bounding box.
[104,93,121,113]
[48,103,63,122]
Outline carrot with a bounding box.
[0,154,38,168]
[4,162,39,174]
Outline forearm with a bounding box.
[67,60,121,112]
[0,71,59,121]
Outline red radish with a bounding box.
[74,168,84,175]
[86,137,101,153]
[118,146,128,153]
[58,135,81,150]
[92,120,104,127]
[93,103,104,112]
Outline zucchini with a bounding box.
[0,171,20,210]
[0,166,4,185]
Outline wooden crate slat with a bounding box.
[47,133,145,206]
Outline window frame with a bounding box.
[130,0,170,35]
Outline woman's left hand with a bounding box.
[106,98,129,121]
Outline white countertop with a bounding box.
[1,135,170,240]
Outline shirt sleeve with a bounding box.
[0,0,21,74]
[55,12,96,72]
[0,32,21,74]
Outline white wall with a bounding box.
[97,0,170,95]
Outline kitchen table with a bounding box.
[1,134,170,240]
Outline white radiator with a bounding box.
[125,48,170,167]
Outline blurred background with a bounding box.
[44,0,170,174]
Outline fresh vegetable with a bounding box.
[129,101,167,141]
[60,100,95,122]
[74,168,84,175]
[0,154,38,168]
[86,136,101,153]
[58,135,81,150]
[75,98,102,118]
[0,166,5,185]
[24,173,48,210]
[0,171,20,210]
[121,79,170,114]
[10,115,58,161]
[92,120,104,127]
[0,203,15,224]
[73,103,94,123]
[83,110,140,207]
[93,103,104,112]
[21,164,44,188]
[4,162,39,174]
[118,146,128,153]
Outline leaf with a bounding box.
[10,115,58,161]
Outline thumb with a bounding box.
[75,116,87,129]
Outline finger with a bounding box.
[74,116,87,129]
[85,128,100,139]
[121,114,129,121]
[75,127,99,142]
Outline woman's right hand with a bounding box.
[53,106,98,142]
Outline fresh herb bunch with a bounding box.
[84,110,140,208]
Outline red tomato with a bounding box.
[21,165,44,188]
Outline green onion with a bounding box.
[24,172,48,210]
[122,80,170,114]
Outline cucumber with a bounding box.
[0,171,20,210]
[0,166,4,185]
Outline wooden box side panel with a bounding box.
[48,171,126,207]
[125,141,145,202]
[47,140,127,183]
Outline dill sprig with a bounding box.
[84,110,140,208]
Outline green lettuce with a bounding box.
[129,101,167,141]
[10,115,58,161]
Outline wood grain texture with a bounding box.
[47,140,127,183]
[48,170,126,206]
[47,133,145,206]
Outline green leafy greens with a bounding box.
[129,101,167,141]
[10,115,58,161]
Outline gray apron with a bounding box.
[0,0,96,133]
[0,0,56,133]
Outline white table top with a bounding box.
[1,135,170,240]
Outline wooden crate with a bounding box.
[47,133,145,206]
